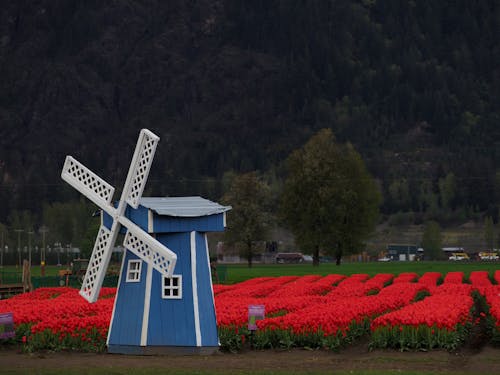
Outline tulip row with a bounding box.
[370,284,474,350]
[0,287,114,352]
[1,271,500,352]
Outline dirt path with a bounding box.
[1,345,500,374]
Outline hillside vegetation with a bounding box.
[0,0,499,231]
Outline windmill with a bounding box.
[61,129,229,354]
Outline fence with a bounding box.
[0,269,24,299]
[0,270,23,285]
[0,268,119,299]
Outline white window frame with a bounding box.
[126,259,142,282]
[162,275,182,299]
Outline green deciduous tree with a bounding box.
[421,221,443,260]
[222,172,272,267]
[281,128,381,266]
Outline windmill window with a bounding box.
[162,275,182,299]
[126,260,142,282]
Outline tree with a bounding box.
[484,216,495,250]
[388,178,410,211]
[418,181,439,219]
[281,128,381,266]
[0,222,8,266]
[439,172,456,211]
[42,200,96,250]
[421,221,443,260]
[222,172,272,267]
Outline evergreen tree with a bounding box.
[484,216,495,250]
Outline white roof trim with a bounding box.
[139,196,231,217]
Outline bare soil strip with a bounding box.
[1,345,500,374]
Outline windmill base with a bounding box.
[107,344,220,356]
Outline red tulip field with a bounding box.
[1,270,500,353]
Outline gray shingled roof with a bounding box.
[139,196,231,217]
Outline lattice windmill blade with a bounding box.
[79,224,119,303]
[61,156,115,213]
[61,128,166,305]
[121,217,177,278]
[123,129,159,209]
[80,130,161,302]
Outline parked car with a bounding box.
[302,255,313,263]
[378,257,391,262]
[479,252,499,261]
[448,252,469,261]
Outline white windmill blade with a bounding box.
[123,129,160,209]
[79,224,118,303]
[61,156,115,213]
[121,216,177,278]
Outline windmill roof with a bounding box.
[139,196,231,217]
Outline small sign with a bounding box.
[248,305,265,331]
[0,312,15,339]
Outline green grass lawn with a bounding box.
[220,261,500,283]
[1,260,499,286]
[0,264,70,277]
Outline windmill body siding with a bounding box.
[108,251,146,346]
[148,232,197,346]
[152,214,225,233]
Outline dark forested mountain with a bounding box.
[0,0,499,224]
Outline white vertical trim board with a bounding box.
[140,258,153,346]
[191,231,202,346]
[148,209,154,233]
[205,234,216,305]
[205,234,219,346]
[106,247,128,345]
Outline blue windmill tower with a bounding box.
[61,129,230,354]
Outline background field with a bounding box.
[219,261,500,284]
[2,261,500,285]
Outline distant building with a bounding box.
[386,244,418,261]
[442,247,465,253]
[275,252,304,264]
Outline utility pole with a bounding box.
[39,226,48,263]
[66,243,71,266]
[14,229,23,268]
[0,229,4,268]
[39,226,49,276]
[55,242,61,266]
[28,230,34,267]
